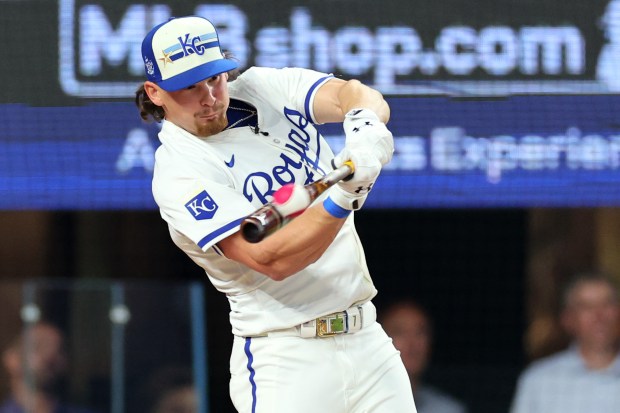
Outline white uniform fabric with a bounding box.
[510,345,620,413]
[152,66,416,412]
[152,66,376,337]
[230,322,415,413]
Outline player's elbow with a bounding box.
[257,264,296,281]
[257,256,319,281]
[264,270,291,282]
[261,262,302,281]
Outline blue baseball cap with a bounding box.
[141,16,239,91]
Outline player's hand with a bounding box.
[343,108,394,166]
[329,147,382,210]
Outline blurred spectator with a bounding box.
[381,299,468,413]
[510,271,620,413]
[141,366,198,413]
[0,321,95,413]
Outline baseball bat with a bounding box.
[241,160,355,243]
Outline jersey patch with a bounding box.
[185,190,219,220]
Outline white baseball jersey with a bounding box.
[152,66,378,337]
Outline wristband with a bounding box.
[323,197,352,219]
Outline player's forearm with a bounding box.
[336,79,390,123]
[313,78,390,124]
[219,204,346,280]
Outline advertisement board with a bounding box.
[2,0,619,209]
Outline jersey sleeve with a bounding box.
[154,172,256,252]
[238,67,333,124]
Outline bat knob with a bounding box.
[240,204,285,243]
[241,218,265,243]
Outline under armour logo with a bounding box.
[354,183,374,194]
[353,121,373,133]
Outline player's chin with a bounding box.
[195,115,227,137]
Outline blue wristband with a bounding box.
[323,197,352,219]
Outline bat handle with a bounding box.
[240,160,356,243]
[326,160,355,184]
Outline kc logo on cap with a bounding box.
[141,16,238,91]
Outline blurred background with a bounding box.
[2,0,620,412]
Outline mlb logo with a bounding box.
[185,190,218,220]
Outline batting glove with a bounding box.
[343,108,394,166]
[327,147,382,213]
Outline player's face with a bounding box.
[158,74,230,137]
[562,281,620,350]
[382,306,431,379]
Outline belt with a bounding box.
[251,301,376,339]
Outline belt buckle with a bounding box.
[317,312,347,337]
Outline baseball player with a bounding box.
[136,15,416,413]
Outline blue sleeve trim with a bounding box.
[323,196,351,219]
[304,75,334,124]
[197,217,245,249]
